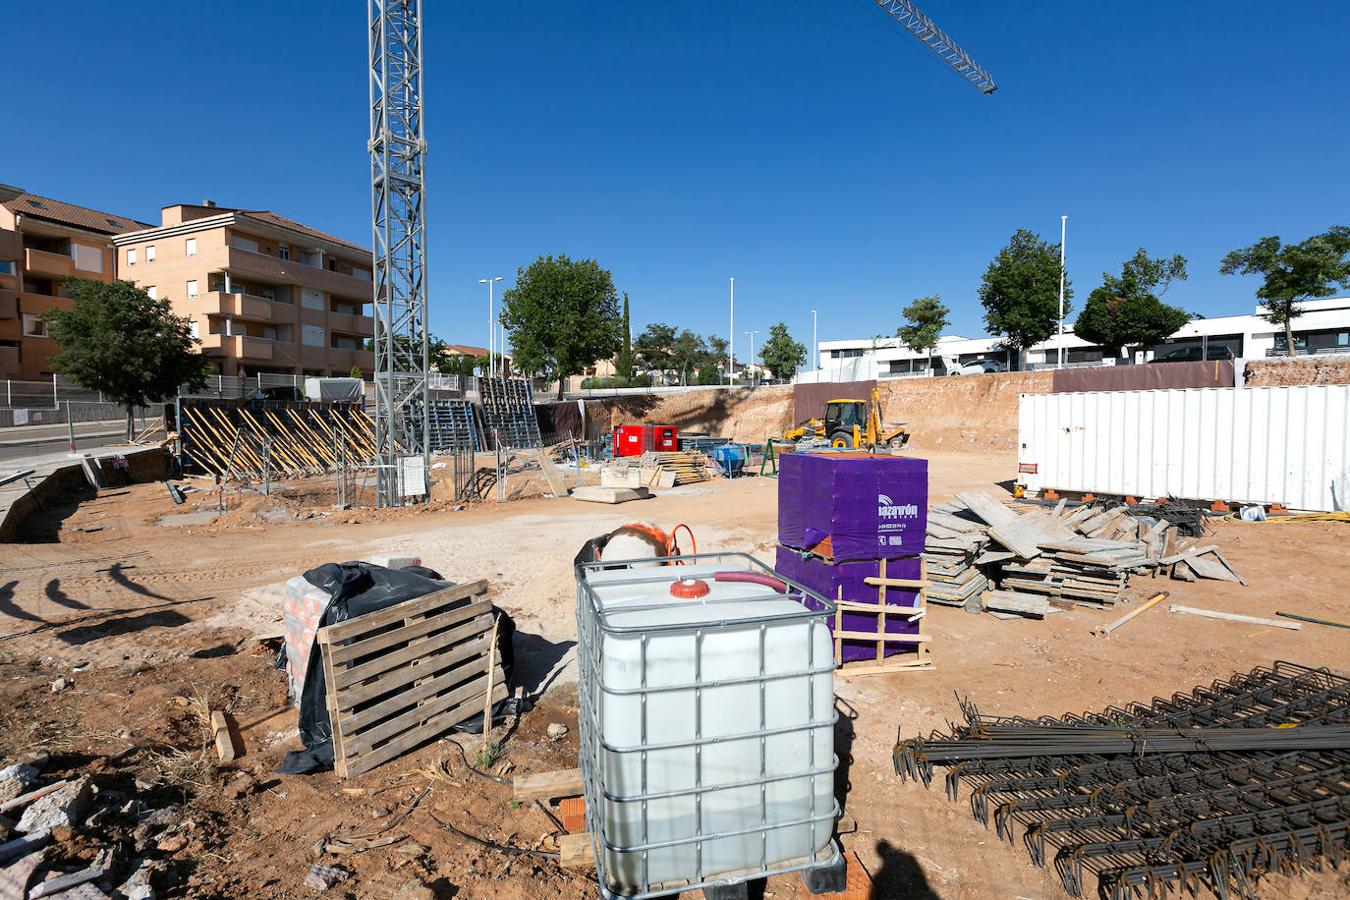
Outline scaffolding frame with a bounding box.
[369,0,431,506]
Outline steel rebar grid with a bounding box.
[891,663,1350,900]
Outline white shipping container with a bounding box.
[1017,386,1350,512]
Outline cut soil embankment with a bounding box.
[587,372,1054,450]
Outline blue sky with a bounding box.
[7,2,1349,354]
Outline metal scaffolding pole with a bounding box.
[369,0,431,507]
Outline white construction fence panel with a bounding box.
[1017,386,1350,512]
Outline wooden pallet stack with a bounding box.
[921,492,1243,618]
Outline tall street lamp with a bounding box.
[811,309,818,376]
[1057,216,1068,369]
[728,276,735,386]
[479,276,502,377]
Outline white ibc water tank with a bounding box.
[576,554,839,897]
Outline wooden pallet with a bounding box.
[317,580,508,778]
[834,558,934,676]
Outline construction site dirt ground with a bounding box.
[0,447,1347,899]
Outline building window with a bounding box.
[186,280,199,299]
[189,320,199,339]
[146,286,157,299]
[278,245,290,261]
[22,314,47,337]
[327,258,337,272]
[145,245,156,263]
[72,244,104,274]
[0,260,15,276]
[186,238,197,257]
[126,248,137,266]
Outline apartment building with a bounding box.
[0,187,148,380]
[112,202,375,378]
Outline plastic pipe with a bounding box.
[714,571,788,593]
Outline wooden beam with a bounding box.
[512,768,584,801]
[212,710,240,763]
[557,832,595,869]
[1168,605,1300,630]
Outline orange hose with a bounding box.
[669,523,697,561]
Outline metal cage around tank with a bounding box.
[574,551,843,899]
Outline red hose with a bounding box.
[713,571,788,593]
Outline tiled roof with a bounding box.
[238,210,369,256]
[445,344,505,358]
[2,192,148,235]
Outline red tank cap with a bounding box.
[670,578,711,599]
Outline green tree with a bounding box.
[615,292,635,380]
[499,254,624,398]
[759,322,807,382]
[671,329,707,385]
[46,278,211,439]
[1219,227,1350,357]
[348,366,363,379]
[896,295,950,372]
[634,322,677,382]
[700,335,729,384]
[978,229,1071,366]
[1074,249,1190,358]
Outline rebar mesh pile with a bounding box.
[893,662,1350,899]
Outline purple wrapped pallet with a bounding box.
[775,546,922,663]
[778,452,928,561]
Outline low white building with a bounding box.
[814,296,1350,378]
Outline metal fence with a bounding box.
[0,400,157,467]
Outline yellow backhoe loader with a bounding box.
[783,388,909,450]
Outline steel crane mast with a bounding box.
[368,0,430,507]
[871,0,997,94]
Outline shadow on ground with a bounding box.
[512,631,576,698]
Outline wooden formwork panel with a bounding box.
[317,580,507,778]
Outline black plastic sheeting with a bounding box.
[278,561,516,775]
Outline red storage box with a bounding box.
[612,424,679,457]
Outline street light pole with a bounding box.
[1057,215,1067,369]
[745,330,758,388]
[479,276,502,378]
[811,309,818,376]
[728,276,735,386]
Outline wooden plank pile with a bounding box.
[922,493,1245,618]
[638,450,711,485]
[922,505,992,607]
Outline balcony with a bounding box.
[200,333,274,361]
[202,291,273,321]
[328,312,374,335]
[0,288,16,320]
[226,247,375,300]
[24,248,74,279]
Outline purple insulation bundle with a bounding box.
[775,546,922,663]
[778,453,929,561]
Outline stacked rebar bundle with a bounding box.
[892,662,1350,899]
